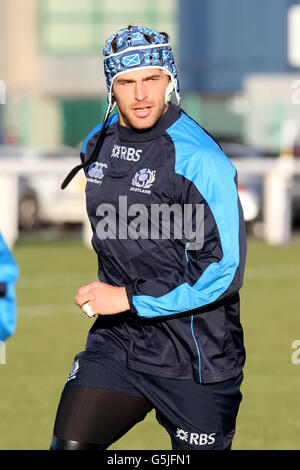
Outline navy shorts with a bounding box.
[64,350,243,450]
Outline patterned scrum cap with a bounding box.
[103,25,181,110]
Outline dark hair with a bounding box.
[160,31,169,41]
[111,36,118,53]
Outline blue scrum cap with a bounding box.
[102,25,181,115]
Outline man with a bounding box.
[0,231,18,343]
[50,25,247,451]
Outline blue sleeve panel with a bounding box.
[0,233,19,341]
[131,112,243,318]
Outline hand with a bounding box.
[75,281,130,317]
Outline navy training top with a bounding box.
[80,103,247,383]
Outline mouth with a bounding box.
[132,105,153,118]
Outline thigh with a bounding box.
[53,385,152,447]
[51,352,153,447]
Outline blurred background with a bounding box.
[0,0,300,450]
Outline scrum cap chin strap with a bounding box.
[60,104,112,190]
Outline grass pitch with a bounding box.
[0,235,299,450]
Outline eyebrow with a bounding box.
[116,74,162,84]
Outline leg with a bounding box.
[137,372,243,450]
[170,375,242,450]
[50,385,152,450]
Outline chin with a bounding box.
[129,113,159,131]
[132,120,155,130]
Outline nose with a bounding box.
[134,81,148,102]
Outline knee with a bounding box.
[50,434,104,450]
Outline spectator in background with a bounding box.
[0,231,18,342]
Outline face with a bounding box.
[112,68,170,130]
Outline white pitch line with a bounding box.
[16,265,300,290]
[245,265,300,279]
[18,303,79,316]
[16,273,96,289]
[17,264,300,317]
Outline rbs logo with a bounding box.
[111,144,142,162]
[176,428,216,446]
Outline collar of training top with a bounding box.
[116,102,182,142]
[103,26,181,109]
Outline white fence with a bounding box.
[235,156,300,245]
[1,156,300,248]
[0,158,91,248]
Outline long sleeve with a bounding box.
[125,117,247,319]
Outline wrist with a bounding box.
[125,283,138,314]
[118,286,130,312]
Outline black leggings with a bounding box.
[50,386,153,450]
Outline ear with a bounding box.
[165,79,174,104]
[111,85,116,103]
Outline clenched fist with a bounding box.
[75,281,130,318]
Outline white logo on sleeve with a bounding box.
[67,360,79,382]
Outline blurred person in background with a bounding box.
[0,231,18,343]
[50,25,247,451]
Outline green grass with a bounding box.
[0,236,299,450]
